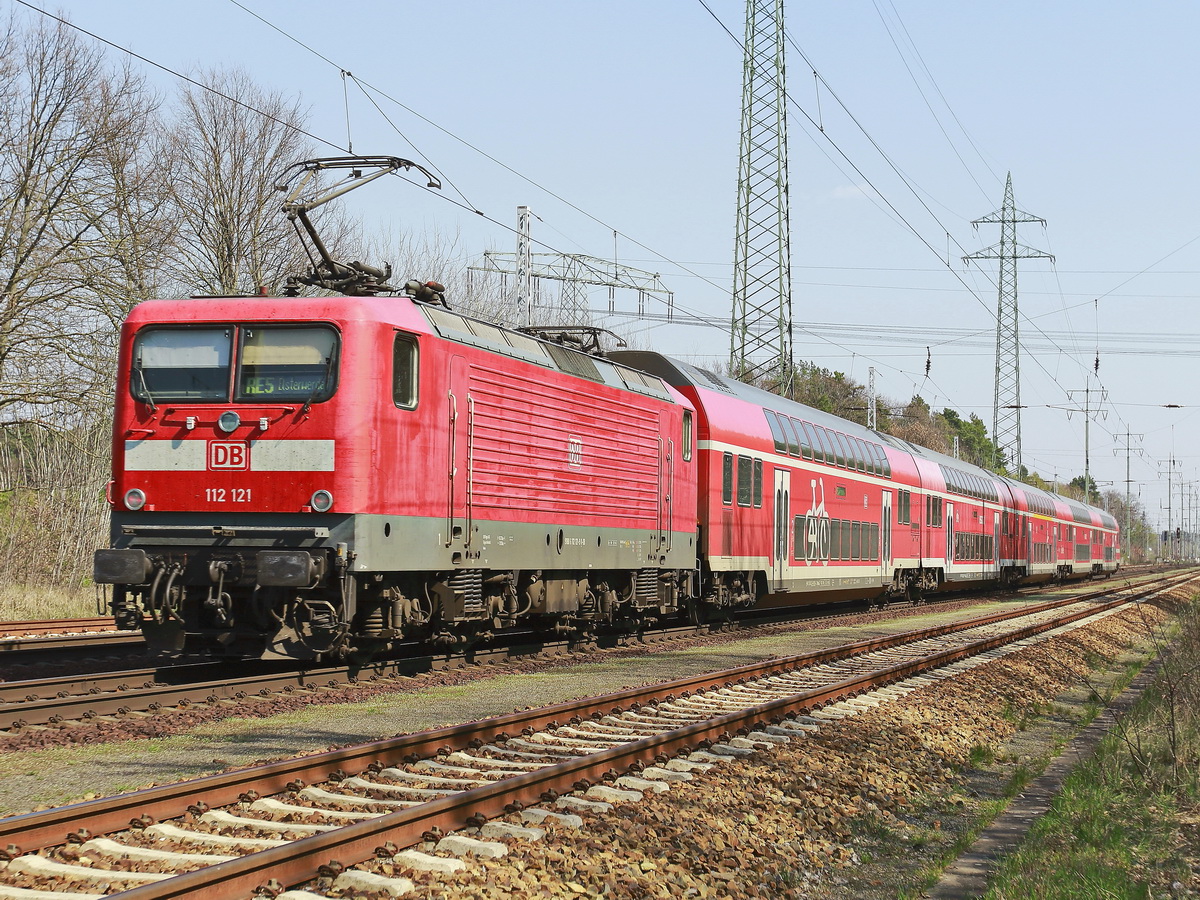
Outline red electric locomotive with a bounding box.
[95,288,698,659]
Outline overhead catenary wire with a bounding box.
[216,0,949,390]
[18,0,1185,496]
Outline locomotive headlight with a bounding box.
[310,490,334,512]
[124,488,147,511]
[217,410,241,433]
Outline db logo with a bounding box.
[208,441,249,470]
[567,436,583,469]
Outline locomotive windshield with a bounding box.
[236,326,338,402]
[131,328,232,401]
[131,325,339,404]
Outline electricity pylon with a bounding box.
[963,173,1053,473]
[730,0,792,393]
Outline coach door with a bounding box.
[446,356,473,554]
[993,512,1001,574]
[655,411,674,556]
[773,468,791,589]
[946,503,955,565]
[881,490,893,582]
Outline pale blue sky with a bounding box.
[24,0,1200,536]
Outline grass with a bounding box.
[982,602,1200,900]
[984,758,1192,899]
[967,744,996,767]
[0,584,99,621]
[839,610,1176,900]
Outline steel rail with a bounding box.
[109,576,1195,900]
[2,572,1188,859]
[0,575,1156,730]
[0,631,143,657]
[0,617,117,638]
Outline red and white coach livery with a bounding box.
[612,351,1118,607]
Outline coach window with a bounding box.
[682,411,694,461]
[802,422,824,463]
[829,432,848,468]
[722,453,734,505]
[846,435,862,471]
[852,437,870,473]
[837,433,854,469]
[864,439,883,475]
[822,428,844,468]
[392,333,419,409]
[753,458,763,508]
[877,444,892,478]
[782,417,800,456]
[820,427,838,466]
[764,410,787,453]
[737,455,753,506]
[794,419,814,460]
[793,516,807,560]
[808,427,827,464]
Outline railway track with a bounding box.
[0,570,1191,899]
[0,564,1173,680]
[0,618,117,639]
[0,575,1154,735]
[0,618,144,677]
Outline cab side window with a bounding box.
[393,334,419,409]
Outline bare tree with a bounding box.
[0,13,170,591]
[0,14,158,426]
[165,68,317,296]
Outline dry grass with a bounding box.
[0,584,101,622]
